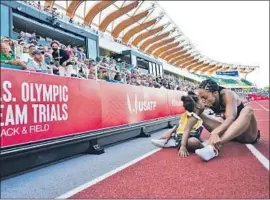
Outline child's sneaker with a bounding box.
[195,145,219,161]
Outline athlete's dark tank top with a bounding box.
[210,87,244,117]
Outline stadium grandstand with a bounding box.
[1,0,265,93]
[0,1,269,199]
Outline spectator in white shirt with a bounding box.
[20,44,36,64]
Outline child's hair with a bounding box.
[181,91,199,112]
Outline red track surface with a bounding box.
[250,100,269,159]
[71,100,269,199]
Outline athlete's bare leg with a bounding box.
[199,107,258,144]
[220,107,258,144]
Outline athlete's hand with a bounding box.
[178,146,189,157]
[209,133,222,150]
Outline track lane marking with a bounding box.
[245,101,269,170]
[245,144,269,170]
[56,148,162,199]
[254,101,269,111]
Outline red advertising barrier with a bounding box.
[248,94,270,101]
[0,69,186,148]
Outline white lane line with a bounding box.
[254,101,269,111]
[253,102,269,121]
[257,120,270,122]
[56,148,162,199]
[245,101,269,170]
[245,144,269,170]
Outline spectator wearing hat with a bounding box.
[51,41,72,77]
[26,49,51,74]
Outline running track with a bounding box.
[61,100,270,199]
[1,100,269,199]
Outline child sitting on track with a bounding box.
[151,91,206,157]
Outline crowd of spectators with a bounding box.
[10,1,197,91]
[4,34,269,97]
[2,33,269,97]
[0,33,198,91]
[0,34,89,76]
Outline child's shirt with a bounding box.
[176,111,203,135]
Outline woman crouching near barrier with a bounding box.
[194,79,260,161]
[151,91,207,157]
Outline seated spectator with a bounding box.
[78,47,86,60]
[98,68,109,80]
[89,72,95,79]
[26,49,51,74]
[43,46,53,65]
[160,81,167,89]
[1,38,15,56]
[72,46,80,58]
[20,44,36,64]
[22,45,29,54]
[89,65,95,74]
[114,72,122,83]
[0,42,27,69]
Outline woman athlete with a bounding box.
[195,79,260,161]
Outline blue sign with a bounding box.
[216,71,239,77]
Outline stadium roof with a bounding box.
[40,0,258,74]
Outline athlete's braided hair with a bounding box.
[198,79,220,92]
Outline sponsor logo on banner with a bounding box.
[126,94,156,114]
[1,81,69,138]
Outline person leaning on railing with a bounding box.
[51,41,72,77]
[0,42,27,69]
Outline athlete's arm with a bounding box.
[211,91,238,136]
